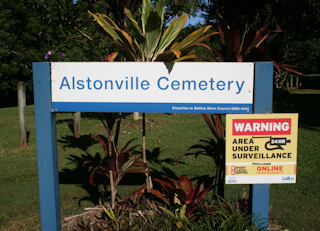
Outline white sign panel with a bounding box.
[51,62,254,113]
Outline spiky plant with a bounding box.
[89,0,219,191]
[89,0,218,62]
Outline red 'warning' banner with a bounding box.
[232,118,291,135]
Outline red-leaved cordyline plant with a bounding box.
[205,16,303,86]
[121,183,160,211]
[85,135,147,208]
[127,183,146,205]
[273,61,304,89]
[177,114,225,199]
[150,175,213,218]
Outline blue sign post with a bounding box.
[32,61,273,231]
[252,62,273,229]
[33,62,61,230]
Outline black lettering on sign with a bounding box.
[232,138,254,144]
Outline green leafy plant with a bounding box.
[159,204,189,230]
[204,195,258,231]
[71,191,257,231]
[178,114,225,198]
[89,0,218,62]
[88,0,219,191]
[85,135,147,208]
[189,208,258,231]
[96,185,173,231]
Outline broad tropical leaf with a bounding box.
[189,31,220,46]
[107,52,119,62]
[153,14,188,60]
[152,175,213,217]
[87,137,145,188]
[159,205,175,217]
[120,138,136,153]
[114,27,134,48]
[91,0,217,62]
[172,25,212,50]
[171,49,181,58]
[144,10,162,60]
[141,0,151,34]
[91,135,108,155]
[155,0,165,25]
[124,8,143,36]
[202,114,224,140]
[174,54,198,62]
[153,178,175,190]
[88,11,122,42]
[273,61,304,76]
[179,176,193,203]
[150,189,170,205]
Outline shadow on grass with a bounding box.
[146,147,177,165]
[58,134,178,205]
[146,147,182,181]
[59,135,105,205]
[59,135,97,152]
[59,153,107,205]
[81,112,132,121]
[149,166,179,181]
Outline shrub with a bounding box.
[70,189,258,231]
[85,136,147,208]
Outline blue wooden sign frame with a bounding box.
[252,62,273,229]
[32,62,273,231]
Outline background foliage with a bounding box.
[0,0,320,107]
[201,0,320,69]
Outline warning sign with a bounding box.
[225,114,298,184]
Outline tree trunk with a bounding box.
[107,135,116,209]
[109,170,116,209]
[18,81,27,149]
[142,113,152,189]
[73,112,81,138]
[133,112,141,121]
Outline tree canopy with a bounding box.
[0,0,319,106]
[202,0,320,72]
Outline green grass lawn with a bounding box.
[0,105,319,230]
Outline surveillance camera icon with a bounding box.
[265,137,291,151]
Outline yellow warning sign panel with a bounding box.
[225,113,298,184]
